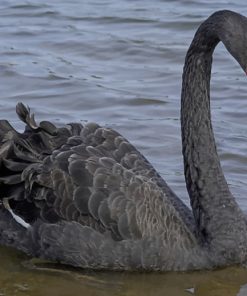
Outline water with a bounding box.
[0,0,247,295]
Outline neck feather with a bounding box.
[181,13,246,249]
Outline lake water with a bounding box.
[0,0,247,295]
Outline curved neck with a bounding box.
[181,13,246,246]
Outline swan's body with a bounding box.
[0,10,247,271]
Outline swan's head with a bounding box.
[217,10,247,74]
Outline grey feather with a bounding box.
[74,186,91,214]
[88,191,107,220]
[98,199,114,228]
[0,10,247,272]
[118,213,132,239]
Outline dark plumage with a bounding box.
[0,10,247,271]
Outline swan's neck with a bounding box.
[181,18,247,252]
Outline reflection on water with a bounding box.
[0,0,247,295]
[1,247,247,296]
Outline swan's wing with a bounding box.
[0,104,194,242]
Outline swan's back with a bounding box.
[0,103,201,270]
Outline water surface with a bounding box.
[0,0,247,295]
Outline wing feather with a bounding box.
[0,104,195,245]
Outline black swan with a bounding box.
[0,10,246,271]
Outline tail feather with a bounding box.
[16,102,58,136]
[3,158,30,172]
[0,103,84,227]
[0,104,50,194]
[0,120,18,155]
[16,102,38,130]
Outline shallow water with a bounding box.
[0,0,247,295]
[1,248,247,296]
